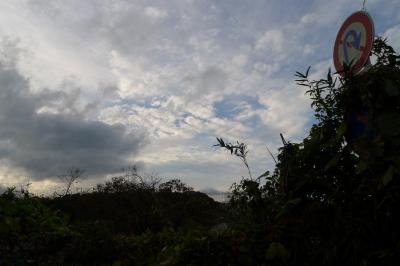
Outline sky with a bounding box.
[0,0,399,195]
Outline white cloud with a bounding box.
[253,62,280,76]
[232,54,248,67]
[255,29,284,52]
[257,85,311,139]
[145,6,168,20]
[301,13,319,24]
[0,0,398,192]
[303,44,320,56]
[384,24,400,52]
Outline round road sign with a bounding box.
[333,11,375,76]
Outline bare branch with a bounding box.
[59,167,85,196]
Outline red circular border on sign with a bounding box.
[333,11,375,76]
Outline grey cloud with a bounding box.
[0,61,147,179]
[28,0,169,58]
[105,7,163,56]
[182,66,227,101]
[0,184,7,194]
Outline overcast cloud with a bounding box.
[0,39,147,183]
[0,0,399,193]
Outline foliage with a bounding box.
[216,38,400,265]
[215,137,252,179]
[158,178,194,193]
[95,166,161,193]
[0,188,73,265]
[1,38,400,265]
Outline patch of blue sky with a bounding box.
[242,115,264,129]
[174,112,191,128]
[368,4,400,32]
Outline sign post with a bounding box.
[333,11,375,76]
[334,8,376,155]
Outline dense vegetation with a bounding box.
[0,176,229,265]
[1,38,399,265]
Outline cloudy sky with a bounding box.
[0,0,399,194]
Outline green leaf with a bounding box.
[286,198,301,206]
[257,171,270,179]
[324,155,340,171]
[382,166,394,186]
[266,242,289,261]
[356,160,368,174]
[327,68,332,85]
[306,66,311,77]
[384,80,399,96]
[337,123,347,138]
[376,113,400,136]
[295,71,306,78]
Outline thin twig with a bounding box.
[266,146,278,165]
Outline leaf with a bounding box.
[257,171,270,180]
[298,83,311,87]
[324,155,340,171]
[266,242,290,261]
[306,66,311,77]
[376,113,400,136]
[384,80,399,96]
[382,166,394,186]
[327,68,332,85]
[356,160,368,174]
[286,198,301,206]
[337,123,347,138]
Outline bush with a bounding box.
[217,38,400,265]
[0,188,73,265]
